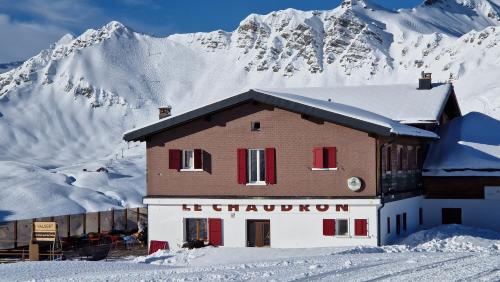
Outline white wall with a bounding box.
[423,199,500,232]
[147,198,380,250]
[379,196,424,245]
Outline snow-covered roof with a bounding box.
[253,90,438,138]
[256,83,453,124]
[124,89,438,141]
[423,112,500,177]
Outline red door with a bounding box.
[208,218,223,246]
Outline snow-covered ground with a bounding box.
[1,225,499,281]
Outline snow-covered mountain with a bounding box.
[0,0,499,220]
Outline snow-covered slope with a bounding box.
[0,0,499,220]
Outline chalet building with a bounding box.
[422,112,500,231]
[124,77,465,249]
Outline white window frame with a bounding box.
[247,149,266,185]
[335,218,350,237]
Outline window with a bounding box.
[398,147,404,171]
[336,219,349,236]
[396,214,401,235]
[251,122,261,131]
[170,149,203,171]
[323,219,350,236]
[185,218,207,241]
[248,149,266,184]
[312,147,337,170]
[386,146,392,173]
[387,217,391,234]
[403,213,407,232]
[416,146,422,170]
[182,150,194,169]
[354,219,368,236]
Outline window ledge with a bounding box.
[310,168,338,171]
[180,169,204,172]
[246,182,267,186]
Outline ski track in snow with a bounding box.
[0,252,499,281]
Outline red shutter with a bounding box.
[313,148,324,168]
[208,218,223,246]
[169,149,181,170]
[265,148,276,184]
[194,149,202,169]
[355,219,368,236]
[323,219,335,236]
[237,148,248,184]
[326,147,337,168]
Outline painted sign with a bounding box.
[182,204,349,213]
[33,222,57,242]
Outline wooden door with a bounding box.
[247,220,270,247]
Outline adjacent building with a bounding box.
[423,112,500,231]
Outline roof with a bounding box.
[123,88,438,142]
[423,112,500,177]
[256,83,453,124]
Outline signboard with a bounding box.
[181,204,349,213]
[485,186,500,200]
[33,222,57,242]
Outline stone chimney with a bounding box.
[159,105,172,119]
[418,71,432,90]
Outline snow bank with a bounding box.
[343,224,500,254]
[131,225,500,267]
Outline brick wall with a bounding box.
[147,102,377,197]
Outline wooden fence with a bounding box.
[0,207,147,249]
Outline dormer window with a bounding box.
[251,122,261,131]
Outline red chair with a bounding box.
[148,240,169,255]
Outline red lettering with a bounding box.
[194,204,202,211]
[299,205,310,212]
[228,205,239,212]
[281,205,293,212]
[316,204,329,212]
[212,204,222,211]
[336,204,349,212]
[263,205,275,212]
[246,205,258,212]
[182,204,191,211]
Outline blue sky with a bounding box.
[0,0,422,62]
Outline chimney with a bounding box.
[418,71,432,90]
[159,105,172,119]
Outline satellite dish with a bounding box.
[347,177,363,192]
